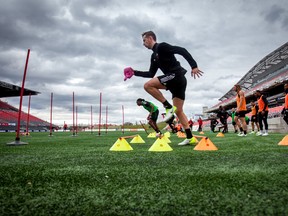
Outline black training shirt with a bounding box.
[134,42,198,78]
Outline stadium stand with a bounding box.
[0,80,39,98]
[0,100,52,132]
[205,42,288,133]
[0,81,53,132]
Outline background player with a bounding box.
[233,84,248,137]
[136,98,162,136]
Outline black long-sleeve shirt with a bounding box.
[134,42,198,78]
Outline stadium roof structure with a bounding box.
[207,42,288,113]
[0,80,40,98]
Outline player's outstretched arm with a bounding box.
[123,67,134,81]
[191,68,204,79]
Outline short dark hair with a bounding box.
[142,31,157,41]
[234,84,241,91]
[136,98,144,103]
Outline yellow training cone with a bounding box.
[110,138,133,151]
[278,135,288,146]
[148,137,173,152]
[193,137,218,151]
[162,134,171,143]
[164,131,171,138]
[148,132,156,138]
[216,132,225,137]
[130,135,145,144]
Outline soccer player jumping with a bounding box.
[124,31,203,145]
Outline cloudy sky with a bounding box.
[1,0,287,126]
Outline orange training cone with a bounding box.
[199,131,205,134]
[216,132,225,137]
[193,137,218,151]
[278,135,288,146]
[110,138,133,151]
[177,132,186,138]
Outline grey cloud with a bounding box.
[1,0,288,125]
[262,4,288,30]
[264,5,285,23]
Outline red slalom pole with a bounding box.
[49,92,53,136]
[25,93,31,136]
[98,92,102,136]
[90,105,93,134]
[72,92,75,136]
[105,105,108,134]
[76,106,78,135]
[122,105,124,134]
[15,49,30,143]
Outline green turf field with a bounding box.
[0,131,288,215]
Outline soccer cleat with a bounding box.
[237,132,243,136]
[238,133,247,137]
[156,132,163,138]
[189,137,198,145]
[178,138,190,146]
[163,106,176,122]
[178,137,197,146]
[262,132,269,136]
[256,131,263,136]
[249,131,255,134]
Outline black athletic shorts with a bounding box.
[235,111,246,118]
[158,73,187,100]
[150,109,159,122]
[251,115,258,122]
